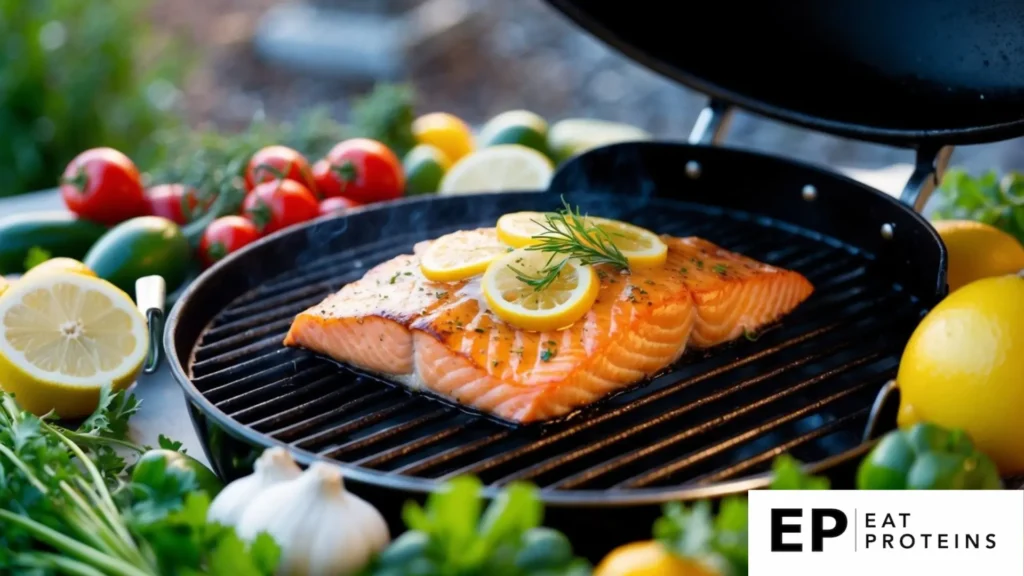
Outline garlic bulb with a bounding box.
[236,462,391,576]
[208,447,302,527]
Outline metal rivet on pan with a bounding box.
[881,223,895,240]
[801,184,817,201]
[685,161,701,179]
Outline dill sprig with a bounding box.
[508,199,630,291]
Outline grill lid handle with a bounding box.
[688,100,734,146]
[899,145,955,213]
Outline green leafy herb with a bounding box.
[22,246,52,271]
[509,198,629,292]
[654,498,748,576]
[366,476,589,575]
[932,168,1024,244]
[770,454,831,490]
[0,389,278,575]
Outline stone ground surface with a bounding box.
[152,0,1023,175]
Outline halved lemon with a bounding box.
[0,271,149,418]
[589,217,668,268]
[420,229,511,282]
[439,144,554,195]
[482,248,599,332]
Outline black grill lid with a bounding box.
[546,0,1024,146]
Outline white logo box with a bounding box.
[749,490,1024,576]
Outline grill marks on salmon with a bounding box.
[283,231,813,423]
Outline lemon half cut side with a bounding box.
[0,271,149,418]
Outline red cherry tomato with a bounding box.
[145,184,207,225]
[312,159,343,199]
[319,196,361,216]
[60,147,147,225]
[242,179,319,235]
[244,145,316,194]
[323,138,404,204]
[199,216,261,268]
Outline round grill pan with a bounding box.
[166,142,945,555]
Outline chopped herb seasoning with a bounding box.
[743,327,760,342]
[644,279,655,285]
[389,272,400,284]
[474,328,486,333]
[637,287,648,295]
[712,264,728,275]
[540,347,556,362]
[680,267,688,274]
[511,347,524,355]
[404,271,413,276]
[597,270,608,280]
[435,291,449,299]
[697,260,704,269]
[547,340,557,346]
[492,360,501,367]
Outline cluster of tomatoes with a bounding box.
[59,138,405,270]
[209,138,404,267]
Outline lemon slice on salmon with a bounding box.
[0,271,149,418]
[482,248,599,332]
[420,229,511,282]
[496,210,668,268]
[496,211,549,247]
[588,217,668,268]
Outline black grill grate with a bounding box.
[187,206,926,492]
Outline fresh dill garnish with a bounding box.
[507,198,630,291]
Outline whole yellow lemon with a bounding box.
[897,272,1024,474]
[932,220,1024,292]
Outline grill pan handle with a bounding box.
[136,275,166,375]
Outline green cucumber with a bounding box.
[0,212,109,275]
[84,216,192,296]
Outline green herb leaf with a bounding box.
[22,247,51,271]
[770,454,831,490]
[932,168,1024,244]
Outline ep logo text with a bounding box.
[770,508,847,552]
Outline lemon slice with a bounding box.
[496,210,668,268]
[420,229,510,282]
[589,217,668,268]
[439,144,554,195]
[496,211,550,247]
[482,248,598,332]
[0,276,9,299]
[0,272,149,418]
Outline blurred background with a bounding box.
[3,0,1023,197]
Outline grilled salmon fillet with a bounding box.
[283,230,813,423]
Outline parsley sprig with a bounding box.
[0,387,278,575]
[509,199,630,292]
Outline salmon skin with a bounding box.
[283,230,813,424]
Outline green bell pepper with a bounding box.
[857,423,1003,490]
